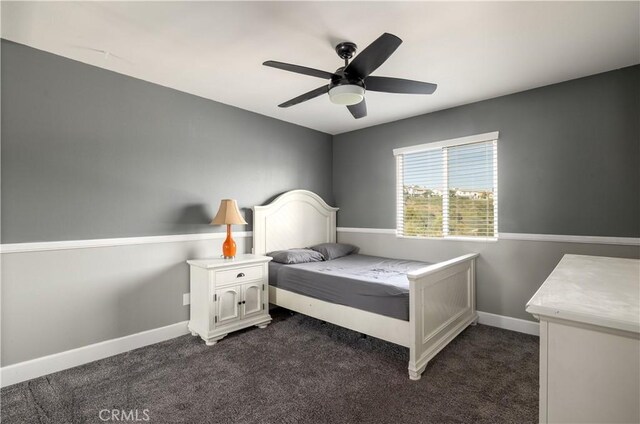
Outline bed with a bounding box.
[253,189,478,380]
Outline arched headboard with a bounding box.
[252,190,339,255]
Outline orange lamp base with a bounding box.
[222,224,237,259]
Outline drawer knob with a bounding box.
[236,272,245,278]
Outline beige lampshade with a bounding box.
[210,199,247,226]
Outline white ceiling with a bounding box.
[2,1,639,135]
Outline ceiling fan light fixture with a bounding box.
[329,84,365,106]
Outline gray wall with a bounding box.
[333,65,640,237]
[1,40,333,243]
[0,40,332,366]
[333,65,640,321]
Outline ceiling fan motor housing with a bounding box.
[335,42,357,60]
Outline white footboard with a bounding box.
[407,253,479,380]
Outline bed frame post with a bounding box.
[407,253,479,380]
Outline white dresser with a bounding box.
[526,254,640,424]
[187,254,272,346]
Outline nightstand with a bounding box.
[186,254,272,346]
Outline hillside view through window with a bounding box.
[397,139,497,238]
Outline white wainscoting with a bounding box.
[1,321,190,388]
[0,232,252,387]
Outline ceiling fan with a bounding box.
[263,33,437,119]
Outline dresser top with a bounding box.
[187,254,271,269]
[526,254,640,333]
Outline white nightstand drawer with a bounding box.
[215,264,264,285]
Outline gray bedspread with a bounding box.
[269,254,433,321]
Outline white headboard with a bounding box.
[252,190,339,255]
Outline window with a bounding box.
[394,132,498,240]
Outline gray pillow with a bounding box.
[267,248,325,264]
[309,243,359,261]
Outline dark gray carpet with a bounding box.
[1,309,538,424]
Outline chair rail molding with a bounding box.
[336,228,639,246]
[0,231,254,254]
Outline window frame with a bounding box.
[394,131,499,242]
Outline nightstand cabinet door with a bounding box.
[242,282,264,318]
[216,287,241,325]
[187,254,272,346]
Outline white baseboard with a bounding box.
[0,321,190,388]
[477,311,539,336]
[0,311,537,387]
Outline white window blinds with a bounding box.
[394,132,498,239]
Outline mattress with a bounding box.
[269,254,432,321]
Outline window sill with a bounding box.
[396,234,499,243]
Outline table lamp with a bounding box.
[211,199,247,259]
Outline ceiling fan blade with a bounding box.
[347,99,367,119]
[263,60,336,80]
[344,33,402,79]
[278,85,329,108]
[365,76,437,95]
